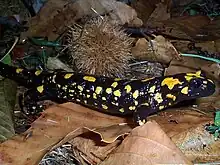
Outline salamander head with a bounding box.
[161,71,216,101]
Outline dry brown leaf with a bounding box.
[194,41,217,53]
[150,109,220,162]
[58,124,132,164]
[100,120,192,165]
[131,35,180,64]
[70,135,122,164]
[199,17,220,40]
[165,15,210,41]
[21,0,142,40]
[148,15,210,41]
[147,2,171,25]
[131,0,171,24]
[0,103,134,165]
[21,0,80,40]
[65,108,220,164]
[171,40,219,54]
[106,1,143,26]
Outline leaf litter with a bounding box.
[0,0,220,165]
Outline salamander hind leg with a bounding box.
[133,104,157,126]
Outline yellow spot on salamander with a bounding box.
[133,90,139,99]
[76,99,80,102]
[87,94,90,98]
[119,108,124,113]
[102,104,108,109]
[113,90,121,97]
[62,86,67,91]
[95,86,102,95]
[161,77,182,90]
[138,119,146,125]
[181,87,189,95]
[129,106,136,110]
[37,85,44,93]
[114,102,119,106]
[166,94,176,101]
[185,71,202,81]
[102,97,106,101]
[35,70,42,76]
[106,88,112,94]
[124,85,132,93]
[154,93,163,103]
[52,75,56,83]
[141,77,154,82]
[16,68,23,73]
[134,101,138,106]
[64,73,73,79]
[186,71,201,77]
[93,93,97,99]
[77,85,83,91]
[83,76,96,82]
[58,84,61,88]
[185,75,193,82]
[111,82,118,88]
[84,100,87,104]
[149,85,156,93]
[142,103,149,106]
[72,82,76,86]
[159,105,164,110]
[114,78,121,81]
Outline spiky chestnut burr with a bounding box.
[66,17,134,78]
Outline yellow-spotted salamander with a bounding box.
[0,62,216,125]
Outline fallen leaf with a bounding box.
[0,103,134,165]
[148,15,210,41]
[21,0,79,40]
[131,38,150,60]
[147,2,171,25]
[199,17,220,40]
[59,107,220,164]
[21,0,142,41]
[107,1,143,26]
[131,0,161,24]
[69,135,122,164]
[150,109,220,163]
[131,35,180,64]
[171,40,219,54]
[214,39,220,52]
[100,120,192,165]
[0,79,17,142]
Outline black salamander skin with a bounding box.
[0,62,216,125]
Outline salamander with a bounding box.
[0,62,216,125]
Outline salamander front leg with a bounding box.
[19,85,53,116]
[133,104,157,126]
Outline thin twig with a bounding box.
[0,36,19,62]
